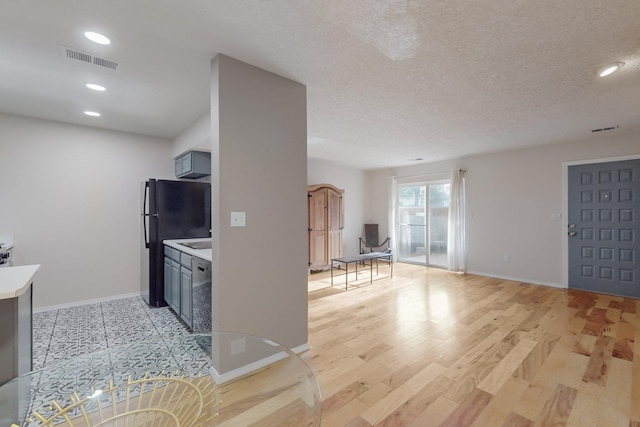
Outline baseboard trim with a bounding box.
[291,342,311,354]
[466,270,565,289]
[209,341,310,384]
[34,291,142,313]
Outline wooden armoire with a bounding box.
[308,184,344,270]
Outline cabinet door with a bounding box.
[163,257,172,306]
[180,268,193,328]
[328,229,343,260]
[174,157,183,177]
[182,152,192,174]
[308,189,328,267]
[328,189,343,259]
[170,260,181,313]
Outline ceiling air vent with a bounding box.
[591,125,619,133]
[58,45,119,70]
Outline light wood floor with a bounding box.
[304,263,640,427]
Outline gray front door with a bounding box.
[568,159,640,297]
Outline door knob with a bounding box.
[568,224,576,228]
[568,231,577,237]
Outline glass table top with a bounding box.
[0,332,321,426]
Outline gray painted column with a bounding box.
[210,54,308,375]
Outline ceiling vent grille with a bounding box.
[58,45,119,70]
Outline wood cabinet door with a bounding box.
[308,189,328,267]
[328,229,342,259]
[328,189,343,259]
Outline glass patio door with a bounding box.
[396,181,450,267]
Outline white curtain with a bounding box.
[389,176,398,258]
[448,169,466,273]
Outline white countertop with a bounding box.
[164,238,212,262]
[0,264,40,299]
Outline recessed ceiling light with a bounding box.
[84,111,101,117]
[598,62,624,77]
[84,31,110,45]
[86,83,106,91]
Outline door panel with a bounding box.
[309,233,327,267]
[396,182,450,266]
[328,230,342,259]
[397,185,427,264]
[428,183,450,268]
[328,190,342,231]
[568,159,640,297]
[170,260,180,313]
[328,189,343,260]
[309,191,326,233]
[308,190,327,267]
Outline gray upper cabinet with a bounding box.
[175,151,211,179]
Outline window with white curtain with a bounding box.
[391,170,466,272]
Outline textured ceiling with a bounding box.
[1,1,639,170]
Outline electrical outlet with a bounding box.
[230,337,246,356]
[504,255,510,263]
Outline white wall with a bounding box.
[0,113,174,308]
[308,158,366,256]
[172,113,210,157]
[367,131,640,287]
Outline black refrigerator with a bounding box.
[141,179,211,306]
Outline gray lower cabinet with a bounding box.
[0,285,32,385]
[163,245,194,329]
[180,268,192,327]
[163,257,171,305]
[170,260,180,314]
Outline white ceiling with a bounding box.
[1,1,639,170]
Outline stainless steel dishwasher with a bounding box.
[191,257,211,332]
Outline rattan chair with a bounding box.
[18,373,220,427]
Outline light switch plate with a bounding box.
[231,211,246,227]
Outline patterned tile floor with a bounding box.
[33,296,189,370]
[19,297,213,422]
